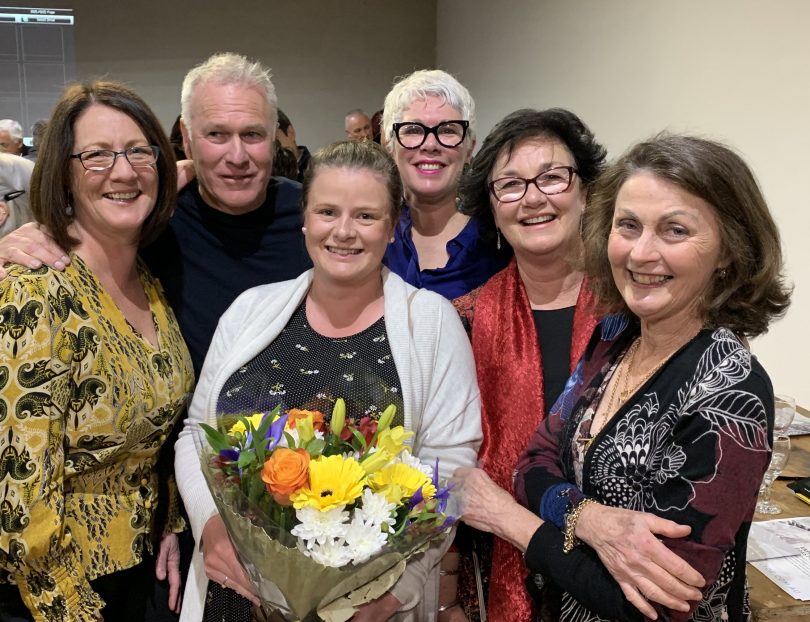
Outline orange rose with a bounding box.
[261,448,310,505]
[287,409,326,433]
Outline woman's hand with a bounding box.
[176,159,195,192]
[201,515,260,606]
[351,592,402,621]
[155,532,182,614]
[452,467,542,552]
[576,503,705,617]
[0,222,70,278]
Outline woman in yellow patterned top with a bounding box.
[0,82,193,621]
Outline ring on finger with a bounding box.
[222,575,229,588]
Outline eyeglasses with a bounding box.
[489,166,578,202]
[1,189,25,202]
[70,145,160,171]
[392,120,469,149]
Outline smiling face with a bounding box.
[69,104,158,246]
[304,166,394,289]
[608,172,725,331]
[489,136,584,261]
[182,81,274,215]
[393,96,473,206]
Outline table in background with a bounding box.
[749,405,810,621]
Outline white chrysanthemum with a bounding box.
[279,427,324,449]
[355,489,396,530]
[292,505,350,544]
[394,449,434,478]
[345,518,388,564]
[306,538,354,568]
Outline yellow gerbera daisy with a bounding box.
[369,463,436,505]
[229,412,265,435]
[290,455,367,512]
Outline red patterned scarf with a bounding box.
[471,258,598,622]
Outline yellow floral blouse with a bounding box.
[0,254,193,621]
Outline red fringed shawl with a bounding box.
[470,258,598,622]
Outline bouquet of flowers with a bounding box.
[199,399,456,621]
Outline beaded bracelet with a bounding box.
[563,498,598,553]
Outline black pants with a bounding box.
[0,556,154,622]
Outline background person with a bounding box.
[345,108,373,141]
[0,119,27,157]
[176,140,482,621]
[0,153,34,236]
[381,69,509,300]
[0,81,193,621]
[457,134,791,622]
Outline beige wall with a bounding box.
[438,0,810,406]
[24,0,436,149]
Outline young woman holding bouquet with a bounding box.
[175,140,482,621]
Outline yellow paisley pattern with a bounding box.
[0,254,193,621]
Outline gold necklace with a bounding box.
[580,334,692,450]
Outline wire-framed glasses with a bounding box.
[70,145,160,171]
[1,189,25,202]
[489,166,578,202]
[392,120,469,149]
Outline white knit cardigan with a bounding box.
[175,268,482,621]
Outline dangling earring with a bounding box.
[496,228,502,251]
[65,204,74,216]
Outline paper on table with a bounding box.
[749,517,810,601]
[787,411,810,436]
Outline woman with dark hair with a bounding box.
[458,134,790,621]
[451,108,607,622]
[176,140,481,621]
[0,81,193,621]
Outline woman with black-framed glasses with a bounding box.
[381,70,510,301]
[0,81,193,621]
[0,152,34,236]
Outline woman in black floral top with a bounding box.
[454,135,791,621]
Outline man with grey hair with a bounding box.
[344,108,373,141]
[0,119,27,156]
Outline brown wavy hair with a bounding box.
[582,134,791,337]
[31,80,176,251]
[301,140,402,223]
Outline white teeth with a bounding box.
[632,273,670,285]
[522,215,554,225]
[105,191,139,200]
[328,247,361,256]
[416,163,442,170]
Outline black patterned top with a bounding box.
[516,321,774,622]
[217,303,404,426]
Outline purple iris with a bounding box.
[265,413,289,450]
[218,448,239,462]
[432,458,453,514]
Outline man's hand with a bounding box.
[201,515,260,606]
[576,503,705,618]
[155,533,182,614]
[351,592,402,621]
[0,222,70,278]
